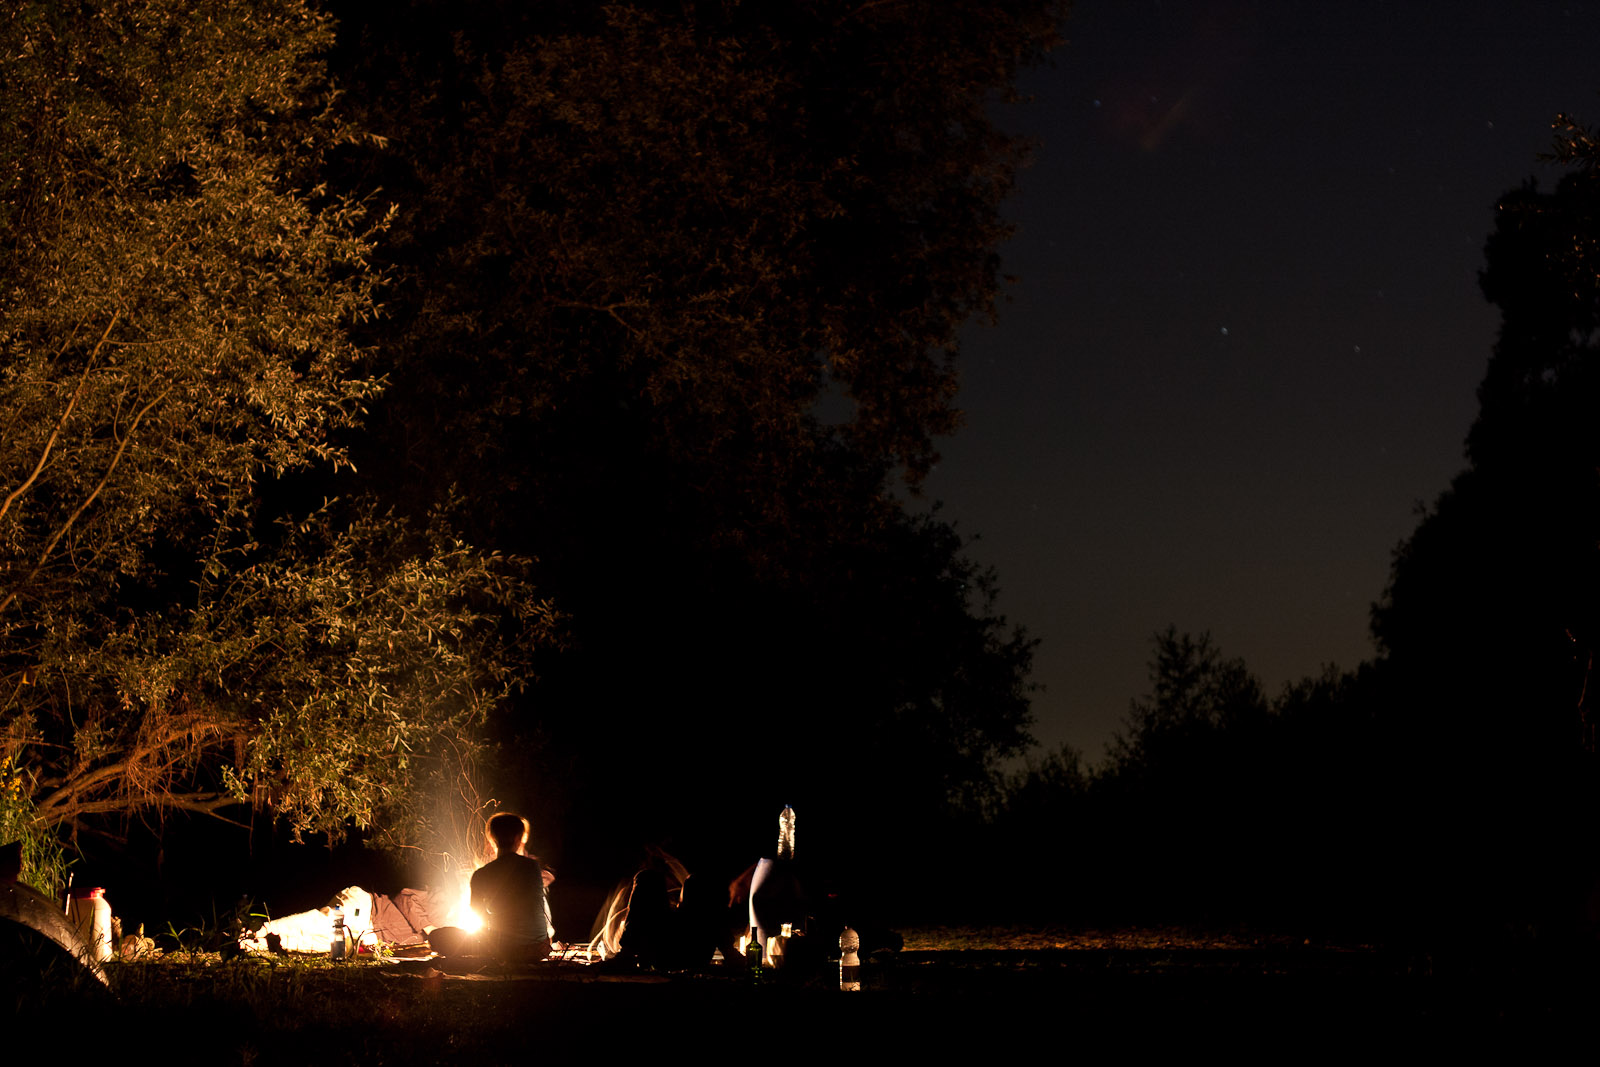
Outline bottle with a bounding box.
[67,887,114,963]
[745,925,764,978]
[330,905,347,961]
[839,926,861,991]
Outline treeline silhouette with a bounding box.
[961,639,1395,938]
[966,122,1600,947]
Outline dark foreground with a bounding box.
[9,927,1598,1061]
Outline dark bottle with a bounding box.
[330,906,348,962]
[746,927,764,978]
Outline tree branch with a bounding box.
[0,383,170,616]
[0,311,120,527]
[32,712,230,819]
[56,792,251,829]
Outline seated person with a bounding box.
[470,812,551,964]
[593,853,741,971]
[617,868,670,954]
[587,845,689,960]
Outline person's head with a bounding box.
[486,812,529,858]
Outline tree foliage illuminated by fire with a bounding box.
[0,1,552,878]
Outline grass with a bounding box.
[8,924,1595,1061]
[899,922,1379,952]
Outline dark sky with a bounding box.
[926,0,1600,763]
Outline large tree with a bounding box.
[1371,113,1600,935]
[334,0,1065,524]
[0,0,551,888]
[321,0,1064,864]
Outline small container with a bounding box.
[839,926,861,992]
[66,887,113,963]
[330,905,348,961]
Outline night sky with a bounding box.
[928,0,1600,762]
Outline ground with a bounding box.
[7,925,1595,1060]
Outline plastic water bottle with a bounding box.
[839,926,861,991]
[66,887,114,963]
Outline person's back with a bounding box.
[470,814,551,964]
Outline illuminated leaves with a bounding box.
[0,1,550,848]
[0,0,384,622]
[207,510,558,842]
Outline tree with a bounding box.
[1106,627,1268,783]
[317,0,1065,860]
[1370,112,1600,936]
[333,0,1067,530]
[0,0,551,887]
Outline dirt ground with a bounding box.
[12,925,1597,1061]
